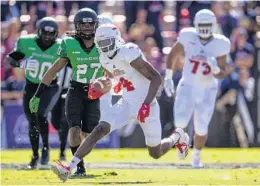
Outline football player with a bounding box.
[50,24,190,182]
[164,9,231,168]
[29,8,104,177]
[6,17,60,169]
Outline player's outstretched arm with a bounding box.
[166,42,184,70]
[164,42,184,97]
[213,55,229,79]
[131,56,162,105]
[29,57,68,113]
[41,57,68,86]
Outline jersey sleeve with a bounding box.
[177,27,196,45]
[57,39,67,58]
[123,43,142,63]
[13,37,23,53]
[215,36,231,57]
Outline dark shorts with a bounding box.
[65,81,100,133]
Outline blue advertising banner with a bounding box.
[3,102,119,149]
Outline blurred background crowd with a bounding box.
[1,1,260,148]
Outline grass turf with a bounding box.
[1,148,260,185]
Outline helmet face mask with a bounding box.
[94,24,122,58]
[194,9,216,40]
[74,8,98,40]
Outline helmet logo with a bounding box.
[82,18,94,22]
[44,26,54,32]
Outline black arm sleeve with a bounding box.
[8,51,25,61]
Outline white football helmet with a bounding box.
[94,24,124,58]
[98,15,113,25]
[194,9,216,39]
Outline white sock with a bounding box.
[69,156,81,171]
[193,148,201,155]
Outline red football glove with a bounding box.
[137,103,150,123]
[88,83,104,100]
[114,82,122,94]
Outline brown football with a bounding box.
[92,78,112,94]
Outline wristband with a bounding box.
[165,69,173,79]
[35,83,48,97]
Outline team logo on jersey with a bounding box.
[189,42,196,45]
[28,47,36,50]
[72,51,81,54]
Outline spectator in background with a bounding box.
[218,2,238,38]
[143,1,165,53]
[209,71,240,147]
[1,68,25,102]
[55,15,68,37]
[124,1,144,33]
[230,28,254,71]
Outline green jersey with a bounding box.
[57,36,102,84]
[14,34,60,84]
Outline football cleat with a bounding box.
[191,151,204,168]
[51,160,71,182]
[27,156,39,170]
[70,165,86,178]
[174,128,189,160]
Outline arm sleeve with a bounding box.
[177,27,194,46]
[57,39,68,58]
[124,44,142,63]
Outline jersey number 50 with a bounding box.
[189,59,211,75]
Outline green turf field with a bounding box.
[1,148,260,185]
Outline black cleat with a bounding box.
[59,153,66,161]
[27,156,39,170]
[70,166,86,178]
[40,147,50,165]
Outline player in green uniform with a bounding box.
[6,17,60,169]
[29,8,102,177]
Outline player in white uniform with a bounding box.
[164,9,231,168]
[50,24,189,182]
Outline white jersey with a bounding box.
[178,27,231,88]
[100,43,151,104]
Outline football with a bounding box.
[92,78,112,94]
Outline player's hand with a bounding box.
[207,56,220,75]
[88,83,104,100]
[113,82,122,94]
[163,78,174,97]
[137,103,150,123]
[29,96,40,113]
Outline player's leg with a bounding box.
[192,86,218,168]
[23,84,39,169]
[51,99,130,182]
[140,101,189,159]
[70,98,101,177]
[174,82,194,158]
[65,87,84,175]
[37,84,60,166]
